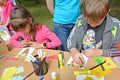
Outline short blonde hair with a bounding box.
[83,0,110,22]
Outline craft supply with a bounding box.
[74,70,91,76]
[58,53,64,68]
[89,61,106,70]
[3,58,18,60]
[51,72,57,80]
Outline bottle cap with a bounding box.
[51,72,56,78]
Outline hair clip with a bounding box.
[13,7,17,10]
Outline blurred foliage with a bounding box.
[19,0,120,30]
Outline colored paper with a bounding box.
[103,57,117,69]
[1,67,18,80]
[91,66,111,78]
[16,66,24,74]
[94,57,103,64]
[16,47,35,59]
[12,76,26,80]
[76,75,104,80]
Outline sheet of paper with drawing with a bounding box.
[66,53,88,67]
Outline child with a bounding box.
[9,5,62,49]
[67,0,120,65]
[0,0,15,36]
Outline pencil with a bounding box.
[89,61,106,70]
[23,57,46,80]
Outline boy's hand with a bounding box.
[83,48,103,57]
[70,47,85,66]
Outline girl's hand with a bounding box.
[83,48,103,57]
[20,40,28,48]
[30,42,42,49]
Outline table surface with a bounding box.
[0,48,120,80]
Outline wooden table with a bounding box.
[0,48,120,80]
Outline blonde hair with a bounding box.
[83,0,110,22]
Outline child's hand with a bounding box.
[72,52,85,66]
[20,40,29,48]
[83,48,103,57]
[30,42,42,48]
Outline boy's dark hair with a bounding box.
[83,0,110,22]
[10,5,39,41]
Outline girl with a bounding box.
[0,0,15,36]
[10,5,62,49]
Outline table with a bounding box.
[0,48,120,80]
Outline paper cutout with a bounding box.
[76,75,104,80]
[94,57,103,64]
[16,66,24,74]
[3,58,18,60]
[12,76,26,80]
[16,47,35,59]
[1,67,18,80]
[66,53,88,67]
[113,57,120,68]
[103,57,117,69]
[91,66,111,78]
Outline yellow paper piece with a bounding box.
[91,66,111,78]
[84,76,94,80]
[1,67,18,80]
[103,57,117,69]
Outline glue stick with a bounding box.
[74,70,91,76]
[51,72,57,80]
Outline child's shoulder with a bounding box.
[36,24,50,31]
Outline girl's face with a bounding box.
[0,0,7,7]
[17,23,31,34]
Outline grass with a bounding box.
[19,0,120,30]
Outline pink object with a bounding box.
[10,24,62,49]
[3,57,18,60]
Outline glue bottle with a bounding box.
[51,72,57,80]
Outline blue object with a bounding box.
[40,76,44,80]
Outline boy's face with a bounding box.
[86,17,105,28]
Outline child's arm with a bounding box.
[43,27,62,49]
[45,0,54,15]
[10,32,25,47]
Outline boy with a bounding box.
[67,0,120,65]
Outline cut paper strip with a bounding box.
[1,67,18,80]
[103,57,117,69]
[76,75,104,80]
[16,66,24,74]
[91,66,111,78]
[47,54,58,60]
[3,58,18,60]
[12,76,26,80]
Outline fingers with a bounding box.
[73,53,85,66]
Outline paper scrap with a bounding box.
[103,57,117,69]
[16,66,24,74]
[91,66,111,78]
[76,75,104,80]
[1,67,18,80]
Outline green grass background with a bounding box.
[19,0,120,30]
